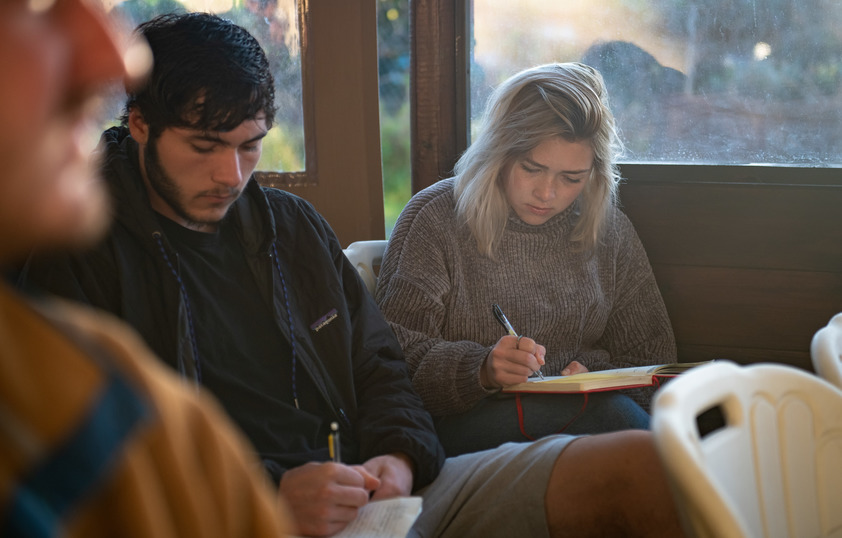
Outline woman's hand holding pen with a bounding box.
[481,334,546,388]
[279,461,379,536]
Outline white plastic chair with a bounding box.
[343,240,388,295]
[651,360,842,538]
[811,312,842,390]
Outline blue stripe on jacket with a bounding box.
[1,372,150,537]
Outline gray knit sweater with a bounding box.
[376,179,677,416]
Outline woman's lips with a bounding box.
[527,204,552,215]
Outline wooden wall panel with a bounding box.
[620,179,842,371]
[653,265,842,369]
[620,182,842,272]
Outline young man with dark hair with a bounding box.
[0,2,291,536]
[24,12,685,537]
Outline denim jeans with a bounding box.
[433,391,650,457]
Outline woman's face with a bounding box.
[503,136,593,226]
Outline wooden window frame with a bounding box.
[258,0,386,246]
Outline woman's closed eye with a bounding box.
[520,162,541,174]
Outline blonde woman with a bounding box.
[377,62,676,456]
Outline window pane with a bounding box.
[377,0,411,236]
[471,0,842,166]
[103,0,305,172]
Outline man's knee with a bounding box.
[544,431,683,537]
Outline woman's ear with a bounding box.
[127,108,150,145]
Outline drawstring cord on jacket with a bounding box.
[270,242,299,409]
[153,231,202,383]
[153,232,300,409]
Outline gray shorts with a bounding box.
[409,434,578,538]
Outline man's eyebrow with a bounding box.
[523,156,591,175]
[187,131,268,146]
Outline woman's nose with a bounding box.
[534,176,556,202]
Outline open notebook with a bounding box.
[288,497,423,538]
[502,362,711,394]
[334,497,422,538]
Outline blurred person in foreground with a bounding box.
[20,12,686,538]
[0,1,291,535]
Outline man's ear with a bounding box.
[127,108,150,145]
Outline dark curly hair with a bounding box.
[122,12,276,138]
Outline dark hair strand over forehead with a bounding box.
[122,12,276,135]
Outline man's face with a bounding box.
[131,112,268,233]
[0,0,131,262]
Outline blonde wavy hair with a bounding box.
[453,62,623,258]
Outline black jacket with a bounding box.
[23,127,444,488]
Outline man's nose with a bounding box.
[213,151,246,187]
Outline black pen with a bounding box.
[491,304,544,379]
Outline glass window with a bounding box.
[377,0,411,235]
[471,0,842,166]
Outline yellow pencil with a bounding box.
[328,421,341,462]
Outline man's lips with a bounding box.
[200,192,238,204]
